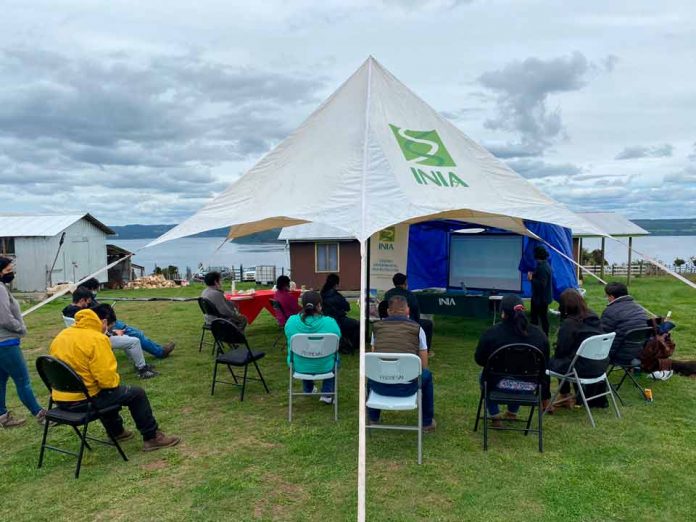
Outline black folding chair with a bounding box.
[198,297,222,354]
[608,326,653,404]
[211,319,270,401]
[269,299,287,350]
[473,344,546,452]
[35,355,128,479]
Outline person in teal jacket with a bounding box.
[285,291,341,403]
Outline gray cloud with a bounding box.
[615,144,673,160]
[506,158,582,179]
[478,51,592,155]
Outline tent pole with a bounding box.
[600,236,606,282]
[357,238,367,522]
[627,236,633,286]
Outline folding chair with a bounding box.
[35,355,128,479]
[546,332,621,428]
[473,344,546,452]
[210,319,269,401]
[288,333,339,422]
[269,299,287,350]
[198,297,222,354]
[62,316,75,328]
[365,353,423,464]
[608,326,653,404]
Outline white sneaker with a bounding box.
[319,395,333,404]
[650,370,674,381]
[311,386,318,394]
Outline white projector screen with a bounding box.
[448,235,523,291]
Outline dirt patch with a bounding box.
[141,459,168,471]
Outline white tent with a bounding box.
[149,57,605,521]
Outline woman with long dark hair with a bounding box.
[475,294,551,423]
[320,274,359,353]
[548,288,606,408]
[273,275,300,326]
[284,291,341,403]
[0,257,46,428]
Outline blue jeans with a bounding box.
[302,377,335,394]
[0,343,43,416]
[114,320,164,358]
[367,368,434,426]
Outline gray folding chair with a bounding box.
[608,326,653,404]
[365,353,423,464]
[288,334,339,422]
[546,332,620,428]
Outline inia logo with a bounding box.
[389,125,456,167]
[389,124,468,188]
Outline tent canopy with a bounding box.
[149,57,604,247]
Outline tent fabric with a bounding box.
[406,220,578,301]
[148,57,605,247]
[519,222,577,301]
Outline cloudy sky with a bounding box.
[2,0,694,224]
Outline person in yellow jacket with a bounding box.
[49,305,180,452]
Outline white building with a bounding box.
[0,214,114,292]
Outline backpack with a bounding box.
[639,318,676,372]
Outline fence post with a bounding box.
[639,260,643,277]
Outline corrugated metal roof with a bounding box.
[574,212,649,237]
[0,213,114,237]
[278,222,355,241]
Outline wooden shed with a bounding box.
[278,223,360,290]
[0,213,114,292]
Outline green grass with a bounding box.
[1,277,695,521]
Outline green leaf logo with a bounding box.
[389,124,456,167]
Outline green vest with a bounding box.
[372,318,421,357]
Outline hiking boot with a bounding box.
[553,393,575,409]
[137,366,158,379]
[319,395,333,404]
[143,430,181,452]
[161,342,176,358]
[541,400,555,415]
[423,418,437,433]
[35,409,49,426]
[0,411,26,428]
[115,429,135,442]
[504,410,519,420]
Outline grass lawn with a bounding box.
[1,277,695,521]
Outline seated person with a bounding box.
[81,278,175,358]
[273,275,301,326]
[475,294,551,423]
[384,272,433,350]
[62,287,157,379]
[369,295,436,432]
[600,282,649,365]
[50,305,180,451]
[201,271,248,332]
[284,291,341,403]
[320,273,359,353]
[548,289,607,408]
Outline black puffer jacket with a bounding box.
[320,288,350,320]
[600,296,649,360]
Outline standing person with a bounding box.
[0,257,46,428]
[320,274,360,353]
[548,289,607,408]
[475,294,552,424]
[528,246,553,337]
[384,273,434,351]
[201,272,248,332]
[285,291,341,403]
[273,275,301,327]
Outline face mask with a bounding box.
[1,272,15,284]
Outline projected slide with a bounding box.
[448,235,522,291]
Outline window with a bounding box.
[315,243,339,273]
[0,237,15,256]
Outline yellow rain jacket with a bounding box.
[49,308,120,402]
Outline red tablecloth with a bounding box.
[225,289,301,325]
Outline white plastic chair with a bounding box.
[546,332,620,427]
[62,316,75,328]
[288,334,339,422]
[365,352,423,464]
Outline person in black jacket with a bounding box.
[320,274,359,353]
[600,282,649,364]
[475,294,552,422]
[528,245,553,337]
[548,289,607,408]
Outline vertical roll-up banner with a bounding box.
[368,224,410,293]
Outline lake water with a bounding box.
[113,235,696,275]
